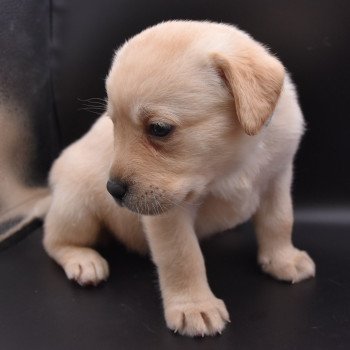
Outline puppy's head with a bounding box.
[105,21,284,215]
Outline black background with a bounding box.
[1,1,350,349]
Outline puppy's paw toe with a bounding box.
[259,247,315,283]
[165,296,229,337]
[64,250,109,286]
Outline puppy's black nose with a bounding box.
[107,179,128,204]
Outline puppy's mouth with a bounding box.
[122,192,174,215]
[107,180,192,215]
[122,196,172,215]
[106,183,176,215]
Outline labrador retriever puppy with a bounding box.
[43,21,315,337]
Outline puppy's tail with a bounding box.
[0,188,51,249]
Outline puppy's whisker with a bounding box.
[80,104,106,109]
[150,192,159,215]
[78,97,107,103]
[152,193,162,216]
[79,107,106,116]
[136,200,141,220]
[79,105,106,111]
[141,193,148,215]
[168,196,198,212]
[160,195,188,211]
[80,100,106,105]
[78,97,108,117]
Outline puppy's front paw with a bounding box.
[164,295,230,337]
[63,249,109,286]
[259,247,315,283]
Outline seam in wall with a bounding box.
[48,0,63,154]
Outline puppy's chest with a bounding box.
[195,174,261,237]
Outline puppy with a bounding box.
[43,21,315,337]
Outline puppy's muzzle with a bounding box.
[107,178,128,205]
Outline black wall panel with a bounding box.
[51,0,350,206]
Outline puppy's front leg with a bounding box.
[143,207,229,337]
[254,165,315,283]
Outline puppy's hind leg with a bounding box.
[43,195,109,286]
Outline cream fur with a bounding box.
[43,21,315,337]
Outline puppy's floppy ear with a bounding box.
[212,47,285,136]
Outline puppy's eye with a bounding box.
[148,122,174,137]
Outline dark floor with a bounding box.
[0,219,349,350]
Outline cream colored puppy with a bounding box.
[43,21,315,337]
